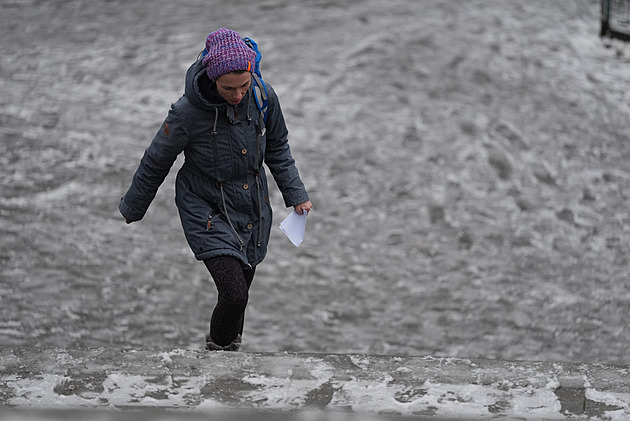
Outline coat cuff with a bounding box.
[283,189,310,208]
[118,197,145,222]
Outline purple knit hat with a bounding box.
[202,28,256,81]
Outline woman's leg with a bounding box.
[204,255,255,347]
[239,266,256,335]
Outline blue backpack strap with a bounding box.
[251,73,268,127]
[243,37,268,125]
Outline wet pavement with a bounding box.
[1,0,629,364]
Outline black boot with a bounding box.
[205,334,241,351]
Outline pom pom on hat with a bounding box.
[202,28,256,81]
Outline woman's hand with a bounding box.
[293,201,312,215]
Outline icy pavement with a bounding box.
[1,347,629,420]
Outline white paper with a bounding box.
[279,209,308,247]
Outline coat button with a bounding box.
[241,148,248,154]
[243,183,249,190]
[246,223,253,229]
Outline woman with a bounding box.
[119,28,312,351]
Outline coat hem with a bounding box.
[195,248,248,266]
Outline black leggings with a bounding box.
[203,255,256,347]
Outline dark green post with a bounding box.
[600,0,630,41]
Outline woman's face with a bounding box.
[215,71,252,105]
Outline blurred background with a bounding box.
[1,0,629,365]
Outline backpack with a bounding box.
[199,36,269,125]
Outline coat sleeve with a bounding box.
[118,103,189,222]
[263,85,310,207]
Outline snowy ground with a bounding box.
[1,0,629,365]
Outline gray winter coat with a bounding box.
[119,60,309,266]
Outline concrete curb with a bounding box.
[1,347,629,420]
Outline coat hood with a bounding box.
[184,59,227,110]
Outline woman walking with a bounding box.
[119,28,312,351]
